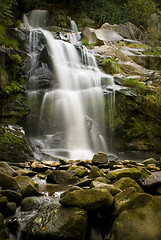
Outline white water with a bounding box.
[25,11,115,160]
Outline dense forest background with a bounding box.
[1,0,161,30]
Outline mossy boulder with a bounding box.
[114,177,143,193]
[107,167,141,182]
[60,188,114,210]
[0,190,22,205]
[21,196,60,212]
[114,187,151,215]
[0,124,33,162]
[92,183,121,196]
[0,213,10,240]
[0,173,20,191]
[0,162,17,176]
[46,170,79,184]
[89,166,106,178]
[21,205,87,240]
[110,194,161,240]
[92,152,108,165]
[0,196,16,217]
[68,165,88,178]
[143,158,159,166]
[15,175,41,198]
[90,177,111,187]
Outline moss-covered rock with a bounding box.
[0,173,20,191]
[143,157,159,166]
[21,183,41,198]
[110,194,161,240]
[0,124,33,162]
[114,187,151,215]
[89,166,106,178]
[107,167,141,182]
[21,205,87,240]
[68,165,89,178]
[92,183,121,196]
[0,213,10,239]
[92,152,108,165]
[60,188,114,210]
[46,170,79,184]
[0,190,22,205]
[15,175,41,198]
[114,177,143,193]
[21,196,60,212]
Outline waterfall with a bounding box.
[25,10,115,160]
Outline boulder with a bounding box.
[82,27,103,45]
[46,170,79,184]
[21,196,60,212]
[0,196,16,217]
[0,162,17,176]
[20,205,87,240]
[21,183,41,198]
[59,188,114,210]
[114,187,151,215]
[89,166,106,178]
[0,190,22,205]
[0,124,33,162]
[100,22,144,40]
[107,167,141,182]
[143,157,159,166]
[0,173,20,191]
[68,165,89,178]
[15,175,41,198]
[92,152,108,165]
[113,177,143,193]
[0,213,11,240]
[92,183,121,196]
[110,194,161,240]
[141,171,161,194]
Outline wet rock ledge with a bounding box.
[1,152,161,240]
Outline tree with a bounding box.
[0,0,17,27]
[125,0,158,27]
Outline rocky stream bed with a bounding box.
[0,152,161,240]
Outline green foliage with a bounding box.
[3,81,22,95]
[11,54,22,64]
[82,38,89,46]
[127,43,147,49]
[86,0,126,27]
[103,58,123,74]
[122,78,147,94]
[125,0,158,26]
[0,0,17,27]
[0,24,18,49]
[0,68,8,90]
[82,38,95,48]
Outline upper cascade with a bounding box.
[23,10,49,28]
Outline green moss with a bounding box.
[122,78,147,94]
[102,58,123,74]
[0,68,8,90]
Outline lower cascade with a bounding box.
[25,12,114,161]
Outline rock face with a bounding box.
[20,205,87,240]
[0,124,33,162]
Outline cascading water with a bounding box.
[24,10,115,161]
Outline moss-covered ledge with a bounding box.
[0,124,33,162]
